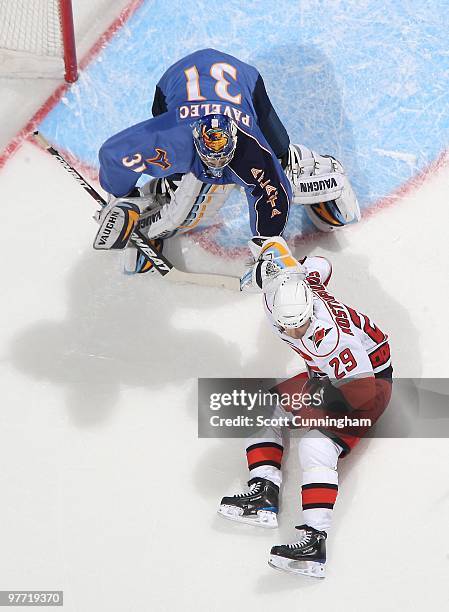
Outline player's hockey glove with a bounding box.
[240,236,306,292]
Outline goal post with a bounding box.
[58,0,78,82]
[0,0,78,82]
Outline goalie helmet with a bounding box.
[272,274,314,329]
[192,114,237,177]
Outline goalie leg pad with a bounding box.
[144,172,234,239]
[124,238,164,274]
[94,201,140,250]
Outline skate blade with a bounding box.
[268,555,325,578]
[217,506,278,529]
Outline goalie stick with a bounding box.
[32,131,240,291]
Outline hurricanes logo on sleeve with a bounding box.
[308,326,332,350]
[146,148,171,170]
[202,125,228,152]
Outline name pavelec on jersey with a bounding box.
[177,102,252,128]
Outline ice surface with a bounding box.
[38,0,449,250]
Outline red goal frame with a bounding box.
[59,0,78,82]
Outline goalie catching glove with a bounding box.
[240,236,305,293]
[284,144,361,232]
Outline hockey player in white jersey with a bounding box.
[218,237,392,577]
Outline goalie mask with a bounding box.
[192,114,237,177]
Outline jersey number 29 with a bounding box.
[329,348,358,379]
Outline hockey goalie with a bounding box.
[95,48,360,280]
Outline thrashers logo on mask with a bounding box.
[201,125,229,152]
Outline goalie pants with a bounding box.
[245,372,392,532]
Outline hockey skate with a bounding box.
[268,524,327,578]
[218,478,279,528]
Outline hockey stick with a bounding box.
[32,131,240,291]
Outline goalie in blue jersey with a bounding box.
[96,48,360,274]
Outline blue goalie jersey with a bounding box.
[99,48,292,236]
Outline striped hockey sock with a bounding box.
[246,441,283,487]
[301,469,338,532]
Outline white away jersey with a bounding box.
[264,256,392,383]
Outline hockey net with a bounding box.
[0,0,78,82]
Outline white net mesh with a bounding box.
[0,0,65,78]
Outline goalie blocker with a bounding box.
[93,196,141,250]
[94,173,234,274]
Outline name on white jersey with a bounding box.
[306,270,354,337]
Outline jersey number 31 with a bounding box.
[184,63,242,104]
